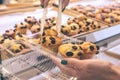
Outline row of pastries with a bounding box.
[0,15,100,60]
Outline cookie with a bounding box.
[7,42,26,54]
[15,22,27,34]
[24,16,38,29]
[80,42,99,59]
[4,29,16,38]
[42,36,62,52]
[58,43,84,59]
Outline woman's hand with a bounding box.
[52,57,120,80]
[40,0,70,11]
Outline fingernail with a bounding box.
[41,4,44,8]
[61,60,67,65]
[62,8,66,12]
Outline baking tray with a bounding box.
[65,1,120,26]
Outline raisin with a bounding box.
[77,52,83,56]
[42,37,46,43]
[50,37,55,44]
[66,52,73,57]
[72,46,78,50]
[90,46,94,51]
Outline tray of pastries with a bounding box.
[60,13,108,38]
[69,2,120,26]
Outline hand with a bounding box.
[52,57,120,80]
[40,0,70,11]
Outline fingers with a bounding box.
[62,0,70,11]
[40,0,50,8]
[44,0,50,8]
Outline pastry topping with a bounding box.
[19,46,23,50]
[20,26,27,29]
[50,37,55,44]
[72,46,78,50]
[53,23,56,26]
[15,49,21,53]
[42,37,46,43]
[86,22,91,26]
[21,22,23,25]
[79,25,82,29]
[80,42,84,44]
[98,26,101,28]
[78,30,83,34]
[77,52,83,56]
[66,52,73,57]
[61,25,65,28]
[96,46,99,50]
[37,28,40,31]
[42,32,45,36]
[85,27,89,31]
[14,25,17,28]
[79,46,83,50]
[71,26,77,30]
[90,46,94,51]
[17,33,23,37]
[96,51,99,54]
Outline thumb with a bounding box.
[61,58,82,68]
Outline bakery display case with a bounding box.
[0,0,120,80]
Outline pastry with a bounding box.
[7,42,26,54]
[61,23,80,36]
[14,33,26,41]
[42,36,62,52]
[67,17,79,24]
[43,28,58,36]
[80,42,99,59]
[15,22,27,34]
[24,16,38,29]
[4,29,16,38]
[1,37,14,46]
[58,43,84,59]
[30,24,40,34]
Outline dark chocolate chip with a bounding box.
[53,23,56,26]
[6,30,9,32]
[85,27,89,31]
[15,49,20,53]
[42,37,46,43]
[77,52,83,56]
[71,26,77,30]
[71,42,75,44]
[86,22,91,26]
[14,25,17,28]
[50,37,55,44]
[19,46,23,50]
[98,26,101,28]
[42,32,45,36]
[96,51,99,54]
[66,52,73,57]
[96,46,99,50]
[90,46,94,51]
[61,25,65,28]
[37,28,40,31]
[79,46,83,50]
[72,46,78,50]
[28,21,32,24]
[78,30,83,34]
[80,42,84,44]
[21,22,23,25]
[79,25,82,29]
[17,33,23,37]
